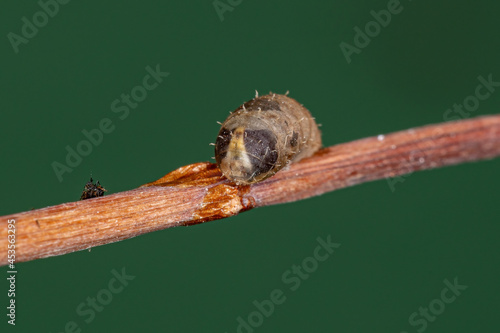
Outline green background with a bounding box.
[1,0,499,332]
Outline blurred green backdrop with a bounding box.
[1,0,499,332]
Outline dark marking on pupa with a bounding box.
[242,97,281,112]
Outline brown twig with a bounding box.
[1,115,500,266]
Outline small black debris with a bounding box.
[80,177,107,200]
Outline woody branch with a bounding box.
[1,114,499,266]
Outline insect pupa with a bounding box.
[215,93,322,185]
